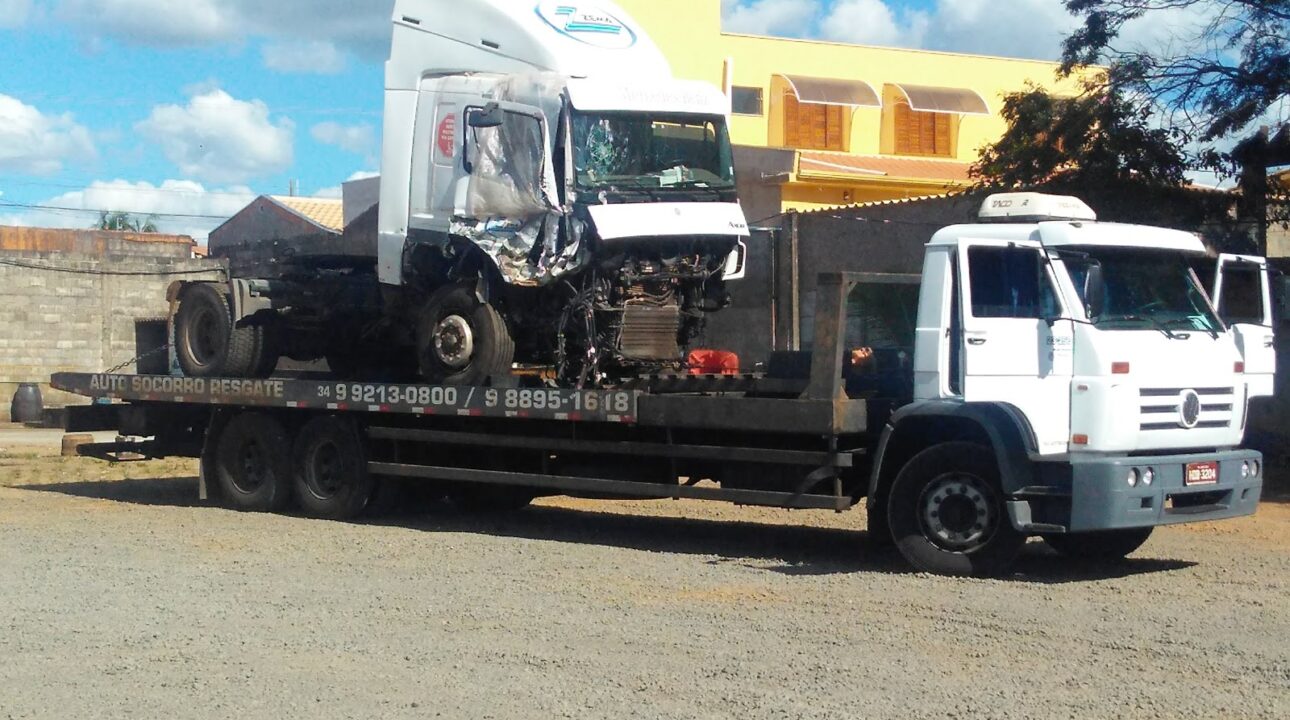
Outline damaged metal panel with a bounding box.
[451,73,586,287]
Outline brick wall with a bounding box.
[0,229,222,421]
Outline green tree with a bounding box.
[1060,0,1288,143]
[971,83,1255,252]
[972,81,1188,191]
[1059,1,1289,252]
[95,211,161,233]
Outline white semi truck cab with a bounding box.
[863,193,1272,573]
[375,0,749,385]
[171,0,748,388]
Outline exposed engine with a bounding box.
[554,251,728,388]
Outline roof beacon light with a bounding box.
[979,193,1098,222]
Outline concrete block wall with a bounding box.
[0,234,222,421]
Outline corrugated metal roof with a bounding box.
[798,152,973,183]
[268,196,345,232]
[791,193,961,216]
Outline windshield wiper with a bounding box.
[1098,313,1188,340]
[1160,316,1219,340]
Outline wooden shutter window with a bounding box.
[783,93,845,152]
[893,101,952,157]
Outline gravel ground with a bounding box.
[1,449,1288,720]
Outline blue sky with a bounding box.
[0,0,1106,240]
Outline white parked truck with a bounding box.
[174,0,748,386]
[61,193,1274,576]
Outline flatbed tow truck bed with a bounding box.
[51,277,872,514]
[53,370,868,512]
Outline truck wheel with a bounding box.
[1043,528,1153,562]
[214,412,293,512]
[175,284,257,378]
[887,442,1024,576]
[293,416,374,520]
[416,283,515,385]
[248,325,280,379]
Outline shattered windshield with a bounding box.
[1064,247,1222,334]
[571,111,735,193]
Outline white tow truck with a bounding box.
[172,0,749,387]
[58,193,1273,576]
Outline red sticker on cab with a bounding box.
[436,114,456,159]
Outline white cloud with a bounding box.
[56,0,235,47]
[921,0,1079,60]
[721,0,817,38]
[0,0,33,28]
[820,0,930,48]
[263,40,347,75]
[136,89,294,184]
[0,94,97,175]
[311,121,375,155]
[54,0,391,62]
[0,179,256,241]
[722,0,1080,60]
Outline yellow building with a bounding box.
[617,0,1088,218]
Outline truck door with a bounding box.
[463,102,553,220]
[1213,254,1275,398]
[957,241,1074,455]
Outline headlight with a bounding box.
[1127,468,1141,487]
[1241,461,1251,479]
[1142,468,1155,486]
[1251,461,1261,478]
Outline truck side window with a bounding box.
[967,246,1056,319]
[466,110,547,217]
[1218,265,1265,326]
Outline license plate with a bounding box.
[1185,461,1220,486]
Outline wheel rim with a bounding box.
[919,473,998,552]
[304,441,345,500]
[433,314,475,369]
[186,306,224,368]
[232,440,270,494]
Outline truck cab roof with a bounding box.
[389,0,670,90]
[929,221,1207,255]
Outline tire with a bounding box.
[416,282,515,385]
[248,324,280,379]
[175,284,257,378]
[887,442,1024,577]
[292,415,375,520]
[1043,528,1154,562]
[213,412,293,512]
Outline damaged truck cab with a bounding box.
[169,0,748,387]
[378,0,748,385]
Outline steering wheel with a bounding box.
[1139,300,1168,315]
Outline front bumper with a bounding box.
[1009,450,1263,533]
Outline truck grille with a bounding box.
[1139,387,1234,431]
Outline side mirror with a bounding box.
[1084,262,1106,319]
[468,102,503,129]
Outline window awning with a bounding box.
[775,74,882,108]
[889,83,990,115]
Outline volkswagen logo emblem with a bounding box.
[1179,390,1202,429]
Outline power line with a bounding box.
[0,257,225,277]
[0,200,235,220]
[0,177,268,200]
